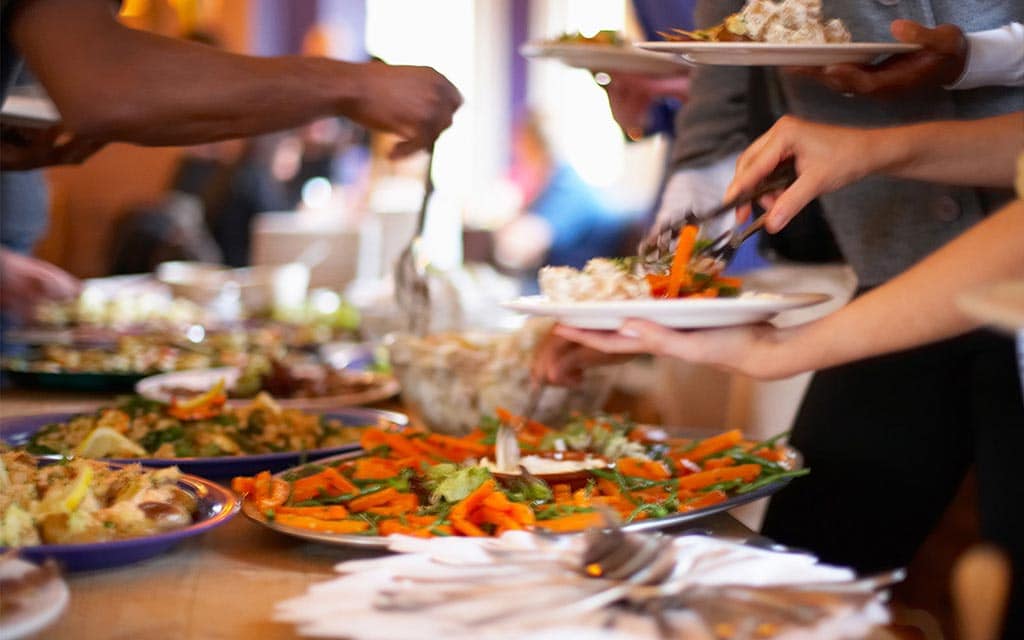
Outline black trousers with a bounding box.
[761,329,1024,639]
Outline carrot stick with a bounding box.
[482,491,513,512]
[535,512,603,533]
[273,514,370,534]
[426,433,489,456]
[347,487,400,512]
[680,429,743,462]
[676,464,762,491]
[480,507,522,531]
[667,225,699,298]
[451,518,488,537]
[679,490,728,512]
[353,458,400,480]
[290,467,358,502]
[382,433,420,458]
[507,502,536,526]
[274,505,349,519]
[703,457,736,470]
[409,438,452,461]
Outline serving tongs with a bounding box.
[637,158,797,270]
[394,147,435,336]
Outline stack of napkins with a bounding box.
[275,533,890,640]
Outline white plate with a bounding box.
[502,293,831,330]
[521,41,690,76]
[135,367,400,410]
[0,558,69,640]
[0,94,61,128]
[957,280,1024,334]
[637,41,921,66]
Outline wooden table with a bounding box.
[0,389,777,640]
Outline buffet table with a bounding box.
[0,389,761,639]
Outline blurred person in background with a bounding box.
[0,67,79,323]
[494,113,630,294]
[0,0,461,170]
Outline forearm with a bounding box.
[873,112,1024,188]
[12,0,359,145]
[776,199,1024,373]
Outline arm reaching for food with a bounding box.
[0,249,81,320]
[8,0,461,159]
[549,198,1024,381]
[725,112,1024,233]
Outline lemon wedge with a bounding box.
[62,464,94,512]
[74,427,147,458]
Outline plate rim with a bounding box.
[0,557,70,639]
[133,366,401,409]
[520,40,690,74]
[242,430,804,549]
[503,292,831,311]
[637,41,923,52]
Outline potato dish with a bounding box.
[664,0,850,44]
[0,452,197,547]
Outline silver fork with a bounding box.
[394,147,435,336]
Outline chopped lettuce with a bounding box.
[424,464,492,503]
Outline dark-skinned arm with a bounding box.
[8,0,461,153]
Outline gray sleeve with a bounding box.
[668,0,752,171]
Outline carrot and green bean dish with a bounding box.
[232,411,806,538]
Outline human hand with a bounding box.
[791,20,967,96]
[601,71,691,140]
[0,250,81,319]
[345,63,462,159]
[0,125,105,170]
[724,116,885,232]
[553,319,795,380]
[531,329,631,386]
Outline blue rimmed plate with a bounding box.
[4,467,239,572]
[0,407,408,479]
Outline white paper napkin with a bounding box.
[275,532,889,640]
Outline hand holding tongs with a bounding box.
[637,158,797,268]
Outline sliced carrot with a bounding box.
[359,428,388,452]
[273,514,370,534]
[572,488,592,509]
[667,225,699,298]
[480,506,522,531]
[252,471,272,502]
[274,505,349,519]
[408,437,452,461]
[482,491,513,512]
[426,433,489,456]
[703,457,736,470]
[290,467,358,503]
[535,512,603,533]
[507,502,536,526]
[451,518,488,537]
[257,478,290,510]
[595,478,621,498]
[381,432,420,458]
[231,476,254,495]
[616,457,671,481]
[676,464,762,491]
[645,273,671,298]
[347,487,400,512]
[753,447,785,463]
[352,457,400,480]
[679,490,728,512]
[681,429,743,462]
